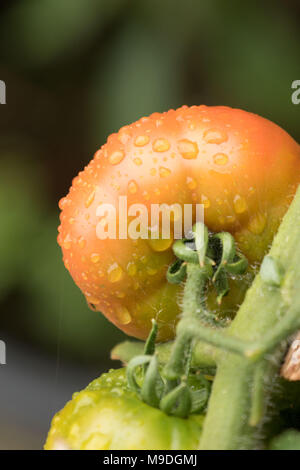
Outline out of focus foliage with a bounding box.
[0,0,299,365]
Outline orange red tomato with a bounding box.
[58,105,300,340]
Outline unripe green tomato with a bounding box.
[45,368,204,450]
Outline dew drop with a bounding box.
[107,263,123,283]
[146,266,158,275]
[153,138,170,152]
[62,234,72,250]
[201,195,211,208]
[186,176,197,190]
[233,195,248,214]
[148,238,173,252]
[109,150,125,165]
[78,236,86,249]
[204,128,228,144]
[150,168,157,176]
[116,305,132,325]
[133,157,142,166]
[248,213,266,235]
[118,129,131,145]
[86,295,100,305]
[178,139,198,159]
[126,261,137,276]
[115,291,126,299]
[128,180,138,194]
[90,253,100,264]
[159,166,171,178]
[213,153,229,166]
[85,189,95,208]
[134,135,150,147]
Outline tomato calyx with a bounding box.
[168,223,248,306]
[126,319,211,418]
[127,222,248,418]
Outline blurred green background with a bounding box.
[0,0,299,449]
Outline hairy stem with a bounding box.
[200,187,300,449]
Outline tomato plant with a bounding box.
[58,105,300,340]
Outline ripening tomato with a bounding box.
[58,105,300,340]
[44,368,204,450]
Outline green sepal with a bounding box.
[143,319,158,356]
[193,222,209,267]
[126,355,152,396]
[225,254,248,275]
[166,259,187,284]
[160,383,192,418]
[141,355,165,408]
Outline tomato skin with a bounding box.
[44,368,204,450]
[58,105,300,340]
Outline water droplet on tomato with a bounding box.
[233,195,248,214]
[86,295,100,305]
[134,135,150,147]
[115,291,126,299]
[148,238,173,252]
[213,153,229,166]
[90,253,100,263]
[248,213,266,234]
[153,138,170,152]
[59,197,70,210]
[109,150,125,165]
[126,261,137,276]
[186,176,197,190]
[159,166,171,177]
[116,305,132,325]
[62,234,72,250]
[78,236,86,249]
[201,195,211,208]
[133,157,142,166]
[178,139,198,159]
[128,180,138,194]
[204,128,228,144]
[107,263,123,282]
[146,266,158,275]
[85,189,95,208]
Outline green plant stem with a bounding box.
[200,187,300,450]
[163,263,215,380]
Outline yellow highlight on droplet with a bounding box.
[116,305,132,325]
[148,238,173,252]
[248,213,266,235]
[153,138,170,152]
[233,195,248,214]
[107,263,123,283]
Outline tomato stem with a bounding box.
[200,186,300,449]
